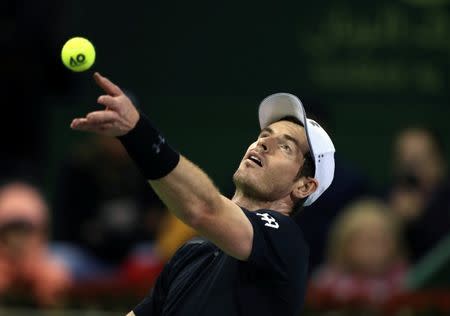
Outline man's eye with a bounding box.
[281,144,291,152]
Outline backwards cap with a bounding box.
[258,93,336,206]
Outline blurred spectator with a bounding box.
[310,199,408,305]
[388,127,450,262]
[0,181,70,306]
[52,135,167,281]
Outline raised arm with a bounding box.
[71,73,253,260]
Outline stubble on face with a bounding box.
[233,165,274,202]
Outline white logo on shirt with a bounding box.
[256,213,279,229]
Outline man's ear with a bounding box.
[292,177,318,200]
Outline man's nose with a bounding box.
[257,136,275,152]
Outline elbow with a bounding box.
[184,194,223,230]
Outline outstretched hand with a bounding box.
[70,72,140,137]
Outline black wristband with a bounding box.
[118,113,180,180]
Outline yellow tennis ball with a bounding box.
[61,37,96,72]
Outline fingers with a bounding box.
[71,118,115,134]
[94,72,124,97]
[70,118,101,133]
[71,119,102,133]
[97,95,121,111]
[86,110,120,124]
[70,118,88,129]
[71,111,119,129]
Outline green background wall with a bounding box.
[44,0,450,198]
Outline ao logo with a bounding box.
[256,213,279,229]
[69,53,86,67]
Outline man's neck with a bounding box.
[231,191,292,216]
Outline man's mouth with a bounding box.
[247,155,262,167]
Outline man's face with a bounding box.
[233,120,309,201]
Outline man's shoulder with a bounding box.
[243,208,308,251]
[240,208,309,282]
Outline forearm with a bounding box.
[151,157,252,260]
[118,113,224,228]
[150,156,223,227]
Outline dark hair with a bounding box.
[277,116,316,216]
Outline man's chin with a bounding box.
[233,171,266,200]
[233,167,253,186]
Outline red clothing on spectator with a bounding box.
[310,262,408,304]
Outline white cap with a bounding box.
[258,93,336,206]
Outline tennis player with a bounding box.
[71,72,335,316]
